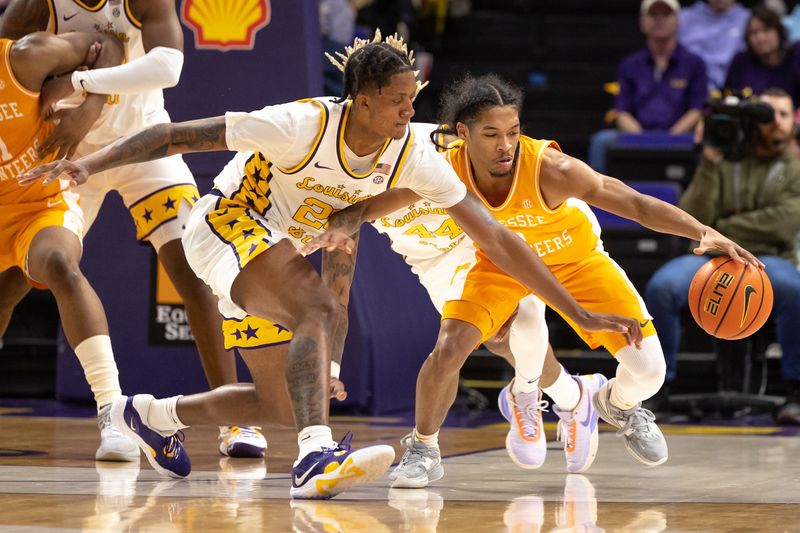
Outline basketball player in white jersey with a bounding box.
[21,32,643,498]
[0,0,266,458]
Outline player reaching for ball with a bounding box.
[305,73,760,473]
[646,88,800,425]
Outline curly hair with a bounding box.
[431,74,524,148]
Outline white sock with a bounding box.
[612,336,667,410]
[74,335,122,411]
[297,425,336,461]
[542,368,581,412]
[138,395,186,435]
[509,296,548,394]
[413,428,439,449]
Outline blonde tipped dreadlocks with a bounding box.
[325,29,429,101]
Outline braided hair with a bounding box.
[431,74,524,148]
[335,42,414,103]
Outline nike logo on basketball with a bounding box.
[740,285,757,327]
[294,461,320,486]
[314,162,333,170]
[63,12,79,21]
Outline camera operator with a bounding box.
[645,88,800,424]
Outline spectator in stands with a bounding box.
[588,0,708,173]
[320,0,356,96]
[724,6,800,105]
[679,0,749,90]
[645,88,800,425]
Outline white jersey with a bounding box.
[50,0,170,143]
[217,98,467,248]
[369,123,477,310]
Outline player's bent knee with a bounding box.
[34,249,83,287]
[429,344,471,374]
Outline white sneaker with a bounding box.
[553,374,608,473]
[219,426,267,458]
[96,404,140,462]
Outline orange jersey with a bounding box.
[446,136,600,266]
[0,38,59,204]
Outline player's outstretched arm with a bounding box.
[538,148,763,267]
[447,192,643,347]
[19,117,227,186]
[299,188,421,254]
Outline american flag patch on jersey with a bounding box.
[375,163,393,175]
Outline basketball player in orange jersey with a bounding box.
[0,30,143,461]
[19,34,645,499]
[0,0,266,458]
[304,74,761,484]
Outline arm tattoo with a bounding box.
[328,202,368,235]
[323,232,360,365]
[87,117,227,174]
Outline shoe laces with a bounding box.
[397,433,438,468]
[616,406,657,439]
[98,409,126,439]
[556,413,576,449]
[163,430,186,458]
[512,392,549,438]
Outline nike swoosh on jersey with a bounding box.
[294,461,320,486]
[46,198,62,208]
[740,285,757,327]
[63,12,79,21]
[639,320,650,329]
[313,162,333,170]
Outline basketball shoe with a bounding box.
[110,395,191,478]
[96,403,140,462]
[592,378,668,466]
[497,382,548,468]
[553,373,608,473]
[219,426,267,458]
[290,432,395,499]
[389,433,444,488]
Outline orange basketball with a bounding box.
[688,256,773,340]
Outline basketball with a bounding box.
[688,256,773,340]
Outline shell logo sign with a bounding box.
[181,0,271,51]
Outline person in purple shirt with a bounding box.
[679,1,750,90]
[725,6,800,106]
[589,0,708,172]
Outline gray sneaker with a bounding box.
[389,434,444,488]
[592,378,668,466]
[96,404,140,462]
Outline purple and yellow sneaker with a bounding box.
[219,426,267,458]
[498,382,548,469]
[553,374,608,473]
[290,432,395,499]
[110,395,191,479]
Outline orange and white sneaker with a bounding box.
[553,374,608,473]
[219,426,267,458]
[498,382,548,469]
